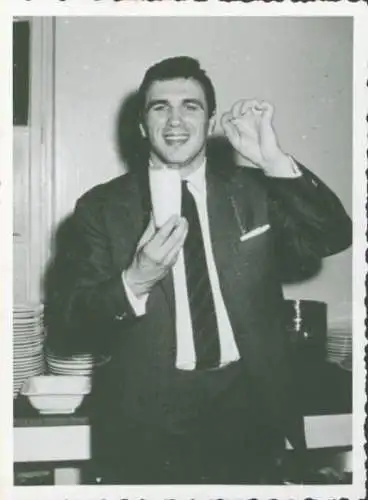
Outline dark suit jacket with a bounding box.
[46,159,352,460]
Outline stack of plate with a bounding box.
[327,324,352,365]
[46,350,110,376]
[13,303,45,398]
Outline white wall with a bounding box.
[53,16,352,326]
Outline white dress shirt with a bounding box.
[124,161,240,370]
[123,157,301,370]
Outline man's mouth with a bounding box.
[163,134,190,145]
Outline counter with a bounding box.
[14,361,352,484]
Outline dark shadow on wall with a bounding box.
[115,90,148,175]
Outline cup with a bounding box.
[149,167,182,228]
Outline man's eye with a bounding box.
[185,103,200,111]
[151,104,167,111]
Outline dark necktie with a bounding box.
[181,180,221,370]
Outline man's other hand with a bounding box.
[124,215,188,299]
[221,99,291,175]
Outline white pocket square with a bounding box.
[240,224,271,242]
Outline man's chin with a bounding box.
[150,148,205,171]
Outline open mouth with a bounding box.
[164,134,190,146]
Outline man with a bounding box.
[46,56,352,484]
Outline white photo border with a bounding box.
[1,3,367,500]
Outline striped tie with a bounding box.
[181,180,221,370]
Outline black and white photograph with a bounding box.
[3,8,366,500]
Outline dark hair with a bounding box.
[138,56,216,118]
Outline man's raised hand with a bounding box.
[221,99,290,175]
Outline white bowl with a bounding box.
[20,375,91,414]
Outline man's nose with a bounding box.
[167,107,182,125]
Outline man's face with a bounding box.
[140,78,215,172]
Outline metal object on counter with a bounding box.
[284,299,327,364]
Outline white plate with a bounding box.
[13,315,43,322]
[14,374,44,382]
[327,346,352,350]
[46,353,108,360]
[13,332,43,339]
[13,345,44,352]
[327,348,351,355]
[47,358,92,364]
[13,346,44,355]
[14,367,43,375]
[46,359,92,366]
[327,344,351,349]
[14,339,43,346]
[13,338,44,345]
[46,353,93,360]
[13,342,43,349]
[14,356,43,367]
[49,369,92,375]
[14,359,44,368]
[328,338,352,343]
[13,328,43,334]
[13,336,43,344]
[14,370,43,379]
[14,364,43,372]
[13,326,43,332]
[48,364,91,370]
[14,331,43,337]
[47,359,100,365]
[14,356,44,364]
[47,364,92,371]
[13,318,43,325]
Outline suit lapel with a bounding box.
[206,162,268,328]
[206,165,239,280]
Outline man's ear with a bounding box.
[208,115,216,136]
[139,122,147,138]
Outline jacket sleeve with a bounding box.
[265,163,352,282]
[45,194,139,353]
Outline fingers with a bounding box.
[226,99,274,121]
[162,223,188,266]
[221,111,240,140]
[159,217,188,258]
[259,100,274,120]
[238,99,259,117]
[142,216,187,265]
[230,99,258,120]
[137,216,156,249]
[154,215,182,245]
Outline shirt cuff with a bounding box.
[122,270,148,317]
[264,155,303,178]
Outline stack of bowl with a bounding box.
[327,321,352,367]
[13,303,45,398]
[45,349,110,376]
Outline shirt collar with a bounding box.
[183,158,207,194]
[148,158,207,193]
